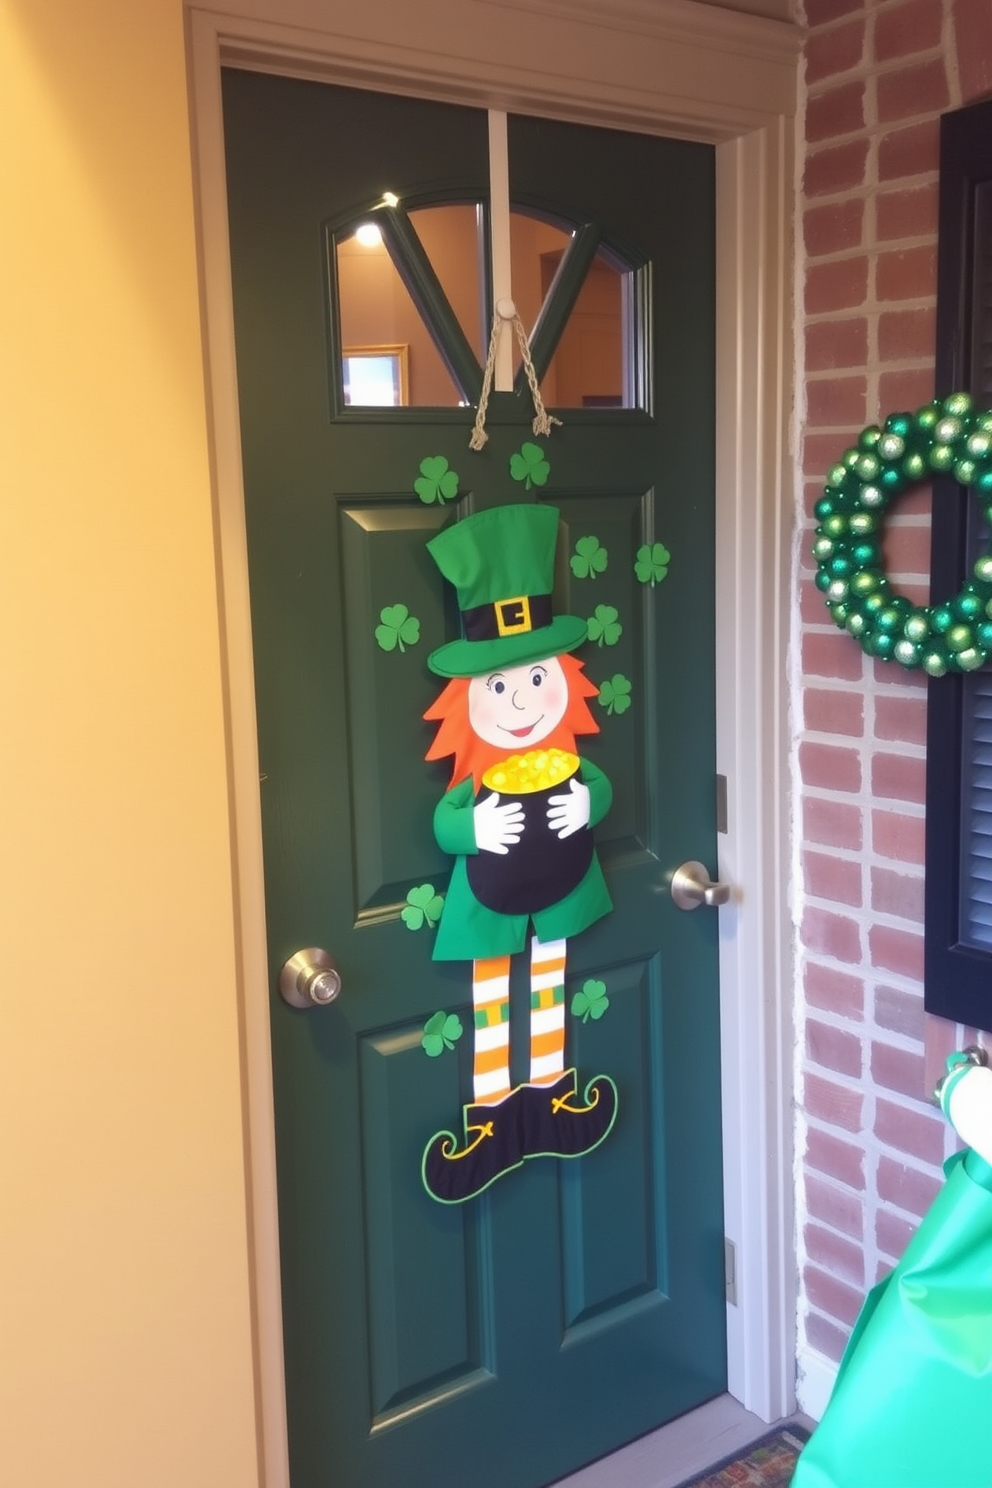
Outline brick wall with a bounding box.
[795,0,992,1403]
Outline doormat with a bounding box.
[674,1424,810,1488]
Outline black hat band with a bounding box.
[462,593,553,642]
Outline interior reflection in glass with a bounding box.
[335,202,636,410]
[510,212,634,409]
[407,204,487,362]
[335,204,484,407]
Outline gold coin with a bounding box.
[482,748,579,795]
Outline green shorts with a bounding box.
[431,856,612,961]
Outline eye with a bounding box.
[488,676,506,695]
[530,667,546,688]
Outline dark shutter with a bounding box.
[925,97,992,1032]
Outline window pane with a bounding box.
[335,220,466,406]
[407,204,487,364]
[509,211,638,409]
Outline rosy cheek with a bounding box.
[540,676,568,727]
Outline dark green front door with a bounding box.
[223,69,724,1488]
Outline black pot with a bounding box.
[467,772,594,916]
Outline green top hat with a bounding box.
[427,504,587,678]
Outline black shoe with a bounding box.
[520,1069,619,1159]
[422,1088,524,1204]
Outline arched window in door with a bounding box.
[331,197,644,411]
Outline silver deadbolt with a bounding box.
[671,860,731,911]
[279,947,342,1008]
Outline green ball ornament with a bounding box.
[850,569,881,597]
[851,541,880,568]
[944,392,973,419]
[904,612,930,644]
[935,416,963,444]
[955,590,984,620]
[866,630,896,659]
[854,451,881,481]
[877,433,905,461]
[929,443,955,471]
[812,396,992,673]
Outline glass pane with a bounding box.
[335,220,465,407]
[408,204,487,364]
[508,212,572,345]
[509,211,637,409]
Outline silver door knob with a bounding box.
[671,860,731,911]
[279,948,342,1008]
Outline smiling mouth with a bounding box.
[502,718,543,738]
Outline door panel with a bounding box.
[339,502,452,911]
[223,68,723,1488]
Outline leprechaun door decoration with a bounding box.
[420,503,618,1202]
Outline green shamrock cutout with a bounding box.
[635,542,671,586]
[586,604,622,647]
[509,441,550,490]
[401,883,445,931]
[421,1011,464,1057]
[414,455,460,505]
[571,978,610,1023]
[598,674,633,716]
[571,535,608,579]
[375,603,421,653]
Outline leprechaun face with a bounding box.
[467,657,569,749]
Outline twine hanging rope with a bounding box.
[469,301,563,451]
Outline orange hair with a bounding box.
[424,652,600,789]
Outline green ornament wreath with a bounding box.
[813,392,992,675]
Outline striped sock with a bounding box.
[529,936,567,1086]
[472,955,511,1103]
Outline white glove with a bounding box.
[547,776,591,839]
[474,791,525,855]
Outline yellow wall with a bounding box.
[0,3,259,1483]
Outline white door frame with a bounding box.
[185,5,800,1482]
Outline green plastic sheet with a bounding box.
[792,1147,992,1488]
